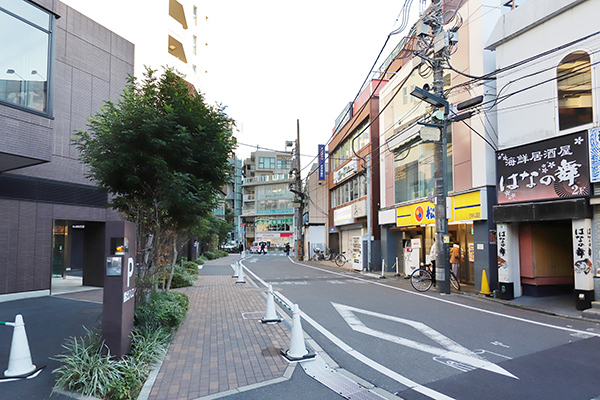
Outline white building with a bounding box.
[60,0,205,90]
[486,0,600,308]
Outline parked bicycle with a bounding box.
[312,248,334,261]
[410,263,460,292]
[333,251,348,267]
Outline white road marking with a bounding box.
[332,303,517,379]
[288,259,600,338]
[273,291,457,400]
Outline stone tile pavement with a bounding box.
[142,259,292,400]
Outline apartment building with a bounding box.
[241,150,295,249]
[60,0,204,90]
[0,0,134,300]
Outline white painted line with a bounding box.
[274,291,457,400]
[288,259,600,338]
[332,303,517,379]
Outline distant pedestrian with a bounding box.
[260,241,266,255]
[450,242,460,280]
[429,239,438,270]
[239,243,244,254]
[284,242,290,256]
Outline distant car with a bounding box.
[250,241,268,254]
[222,242,238,253]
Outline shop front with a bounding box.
[494,131,595,308]
[395,190,489,285]
[255,216,294,249]
[332,200,367,270]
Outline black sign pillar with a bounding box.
[102,221,136,358]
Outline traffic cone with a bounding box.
[281,304,315,361]
[480,270,492,296]
[260,285,281,324]
[231,262,239,278]
[236,263,245,284]
[4,315,36,378]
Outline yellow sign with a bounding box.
[396,191,482,227]
[453,191,482,221]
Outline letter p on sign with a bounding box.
[127,257,135,287]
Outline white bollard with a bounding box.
[380,259,386,279]
[4,315,36,377]
[236,263,245,284]
[231,262,239,278]
[260,285,281,324]
[395,256,400,276]
[281,304,315,361]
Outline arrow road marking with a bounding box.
[332,303,518,380]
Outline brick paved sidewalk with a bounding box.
[144,261,292,400]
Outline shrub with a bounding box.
[135,291,189,330]
[52,329,121,398]
[203,251,216,260]
[169,265,196,289]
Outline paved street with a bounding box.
[2,253,600,400]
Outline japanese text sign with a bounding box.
[496,132,590,204]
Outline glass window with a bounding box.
[557,51,592,131]
[394,128,453,203]
[277,158,291,170]
[0,0,52,114]
[258,157,275,169]
[192,35,197,55]
[193,5,197,25]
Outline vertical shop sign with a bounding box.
[588,128,600,182]
[497,224,509,282]
[496,131,590,204]
[318,144,325,180]
[572,219,594,290]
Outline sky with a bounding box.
[60,0,423,176]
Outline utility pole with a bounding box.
[296,119,304,261]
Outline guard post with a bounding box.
[102,221,136,358]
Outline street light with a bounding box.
[6,69,24,81]
[410,86,448,109]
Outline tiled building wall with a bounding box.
[0,1,133,296]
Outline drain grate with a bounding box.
[301,355,386,400]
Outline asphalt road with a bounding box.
[241,253,600,400]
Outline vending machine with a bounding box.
[403,238,421,276]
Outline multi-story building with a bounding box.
[304,157,329,258]
[241,150,295,249]
[60,0,204,90]
[328,79,385,271]
[486,0,600,309]
[377,0,502,289]
[0,0,134,300]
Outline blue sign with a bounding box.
[318,144,325,180]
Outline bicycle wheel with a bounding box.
[410,269,433,292]
[449,272,460,291]
[335,255,346,267]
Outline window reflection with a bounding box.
[557,51,592,131]
[0,1,51,114]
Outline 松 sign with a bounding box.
[495,131,590,204]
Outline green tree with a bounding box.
[74,67,236,295]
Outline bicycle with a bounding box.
[334,251,348,267]
[410,263,460,292]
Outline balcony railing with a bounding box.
[243,174,293,185]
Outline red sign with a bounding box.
[414,205,424,223]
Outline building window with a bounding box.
[331,118,370,170]
[394,129,453,204]
[258,157,275,169]
[0,0,53,115]
[557,51,592,131]
[192,64,196,74]
[192,35,197,55]
[193,5,197,25]
[330,173,367,208]
[277,158,291,170]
